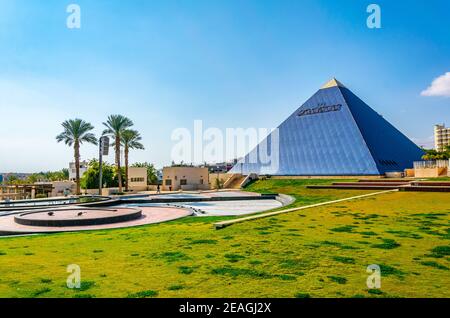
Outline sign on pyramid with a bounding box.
[230,78,424,176]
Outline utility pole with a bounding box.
[98,136,110,195]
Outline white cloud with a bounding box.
[421,72,450,97]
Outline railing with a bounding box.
[414,160,449,169]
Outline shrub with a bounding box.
[294,293,311,298]
[371,239,400,249]
[330,225,357,233]
[328,276,347,284]
[179,266,194,274]
[332,256,355,264]
[127,290,158,298]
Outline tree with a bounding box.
[61,168,69,180]
[131,162,159,184]
[26,173,44,184]
[30,170,69,182]
[117,130,144,191]
[445,145,450,156]
[5,175,23,185]
[80,159,121,190]
[56,119,97,194]
[102,115,134,193]
[422,146,450,160]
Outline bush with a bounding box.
[80,159,124,189]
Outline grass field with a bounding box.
[0,179,449,298]
[424,177,450,181]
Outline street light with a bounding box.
[99,136,110,195]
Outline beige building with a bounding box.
[162,167,209,191]
[413,160,449,178]
[0,184,54,200]
[434,124,450,152]
[35,181,75,197]
[127,167,148,191]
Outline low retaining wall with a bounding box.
[270,175,382,180]
[276,194,296,206]
[401,186,450,192]
[119,194,279,205]
[307,185,400,190]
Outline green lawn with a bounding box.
[424,177,450,181]
[0,179,449,298]
[244,178,375,207]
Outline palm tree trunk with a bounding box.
[74,141,81,195]
[116,135,122,192]
[125,145,129,192]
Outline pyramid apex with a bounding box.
[321,78,346,89]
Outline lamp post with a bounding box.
[98,136,110,195]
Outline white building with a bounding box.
[435,124,450,152]
[69,161,89,181]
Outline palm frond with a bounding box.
[56,118,97,146]
[80,133,98,145]
[102,115,134,136]
[120,129,145,150]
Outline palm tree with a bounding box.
[56,119,97,195]
[118,130,145,191]
[102,115,134,193]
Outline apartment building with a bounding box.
[434,124,450,152]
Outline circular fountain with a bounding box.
[14,207,142,227]
[0,206,193,235]
[0,196,114,213]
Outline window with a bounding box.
[180,179,187,186]
[165,179,172,186]
[379,159,398,167]
[200,179,203,184]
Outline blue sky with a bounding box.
[0,0,449,172]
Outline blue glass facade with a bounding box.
[230,81,424,176]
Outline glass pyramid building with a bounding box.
[229,78,424,176]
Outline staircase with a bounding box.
[225,175,247,189]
